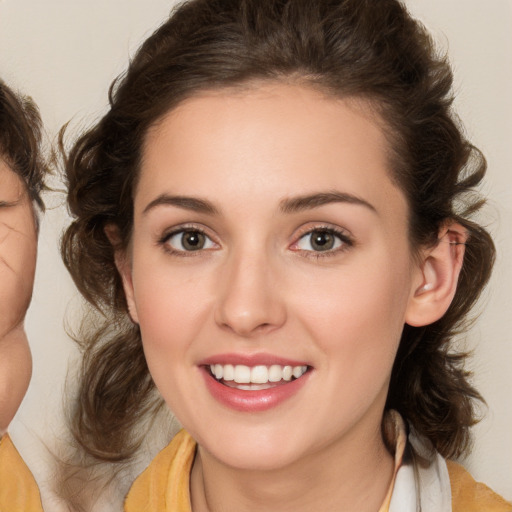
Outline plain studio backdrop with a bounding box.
[1,0,511,506]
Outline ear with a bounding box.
[405,223,467,327]
[104,224,139,324]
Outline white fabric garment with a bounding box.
[389,426,452,512]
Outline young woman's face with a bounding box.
[0,160,37,338]
[123,84,423,470]
[0,160,36,432]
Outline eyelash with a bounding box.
[157,224,354,258]
[158,225,217,257]
[291,225,354,259]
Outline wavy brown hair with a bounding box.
[0,79,47,209]
[61,0,494,471]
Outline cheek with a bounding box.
[0,209,37,335]
[131,260,212,360]
[291,251,412,377]
[130,261,220,418]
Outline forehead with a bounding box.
[137,83,406,220]
[0,159,25,198]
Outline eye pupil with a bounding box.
[182,231,205,250]
[311,230,334,251]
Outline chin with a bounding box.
[195,424,310,471]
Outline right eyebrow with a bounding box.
[279,191,377,215]
[0,200,18,208]
[142,194,219,216]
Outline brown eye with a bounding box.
[296,229,344,252]
[310,231,335,251]
[166,229,215,252]
[182,230,205,250]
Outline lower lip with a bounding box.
[201,367,310,412]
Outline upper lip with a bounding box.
[198,353,310,367]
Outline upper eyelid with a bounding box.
[160,223,214,237]
[292,223,353,240]
[159,223,219,247]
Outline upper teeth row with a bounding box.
[209,364,308,384]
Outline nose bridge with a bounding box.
[214,242,286,336]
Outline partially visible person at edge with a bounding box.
[7,0,512,511]
[0,79,46,510]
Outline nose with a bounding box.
[214,250,287,337]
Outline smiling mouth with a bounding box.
[207,364,309,390]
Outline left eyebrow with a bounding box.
[279,191,377,214]
[142,194,219,216]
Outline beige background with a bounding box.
[1,0,511,504]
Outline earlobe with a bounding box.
[405,223,467,327]
[104,224,139,324]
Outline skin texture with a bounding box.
[0,160,36,435]
[117,83,465,512]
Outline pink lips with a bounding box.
[200,353,308,367]
[199,353,311,413]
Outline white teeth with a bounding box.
[214,364,223,380]
[251,365,269,384]
[268,365,283,382]
[234,365,251,383]
[210,363,308,384]
[223,364,234,381]
[292,365,305,378]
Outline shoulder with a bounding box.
[125,429,196,512]
[447,460,512,512]
[0,435,43,512]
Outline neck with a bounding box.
[190,412,394,512]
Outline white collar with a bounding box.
[389,423,452,512]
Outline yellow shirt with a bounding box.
[447,460,512,512]
[1,430,510,511]
[0,435,43,512]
